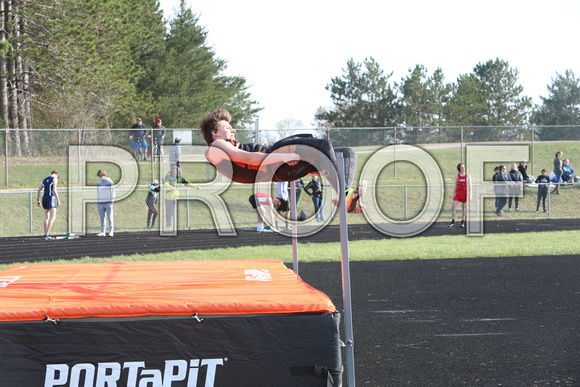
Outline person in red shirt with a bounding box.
[448,163,471,228]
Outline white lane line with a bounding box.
[435,333,511,337]
[374,310,438,314]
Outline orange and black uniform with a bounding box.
[205,135,356,194]
[206,139,271,184]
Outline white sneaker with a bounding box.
[96,232,106,237]
[516,208,521,212]
[108,232,114,237]
[507,208,512,212]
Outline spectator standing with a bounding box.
[288,178,304,207]
[494,165,508,216]
[492,166,500,214]
[507,163,523,212]
[37,170,60,240]
[518,159,533,183]
[146,180,160,228]
[130,117,149,161]
[535,169,550,213]
[448,163,471,228]
[553,151,563,194]
[169,137,182,173]
[249,192,280,232]
[304,175,325,222]
[152,118,166,160]
[96,169,115,237]
[562,158,575,183]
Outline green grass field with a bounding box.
[1,230,578,271]
[0,140,578,237]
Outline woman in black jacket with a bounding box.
[304,176,325,222]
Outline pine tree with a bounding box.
[149,0,260,135]
[533,70,580,141]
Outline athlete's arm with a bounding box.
[36,183,43,207]
[53,178,61,207]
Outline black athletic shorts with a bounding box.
[248,194,258,209]
[42,196,56,210]
[277,198,289,212]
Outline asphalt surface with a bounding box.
[1,218,578,263]
[299,257,579,386]
[0,219,578,386]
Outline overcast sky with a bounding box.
[158,0,580,130]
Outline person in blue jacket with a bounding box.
[36,170,61,239]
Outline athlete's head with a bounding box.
[51,170,59,177]
[199,108,233,144]
[97,169,107,178]
[456,163,465,173]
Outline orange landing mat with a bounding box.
[0,260,336,322]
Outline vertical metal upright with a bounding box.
[393,128,397,177]
[150,127,155,183]
[531,126,535,177]
[460,126,464,164]
[288,155,355,385]
[254,118,260,144]
[4,127,8,186]
[290,180,298,274]
[337,153,356,386]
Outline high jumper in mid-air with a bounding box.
[199,108,366,213]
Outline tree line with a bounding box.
[1,0,259,156]
[315,57,580,146]
[2,1,578,156]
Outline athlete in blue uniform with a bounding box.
[36,170,61,239]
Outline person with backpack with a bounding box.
[304,175,325,222]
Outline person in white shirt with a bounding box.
[169,137,182,174]
[96,169,115,237]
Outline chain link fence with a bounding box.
[0,126,578,237]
